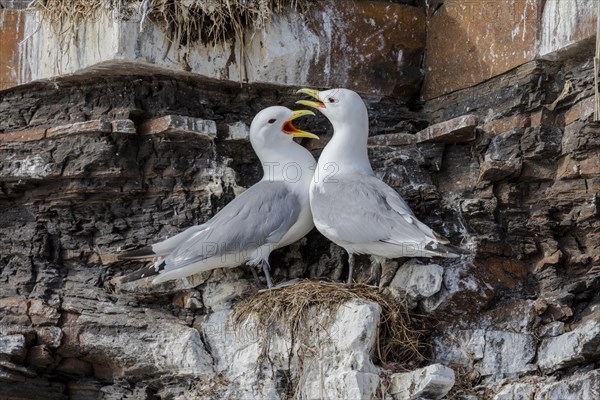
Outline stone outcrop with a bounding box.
[423,0,598,99]
[1,50,598,397]
[203,296,382,399]
[389,364,455,400]
[0,1,425,100]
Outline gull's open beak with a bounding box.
[283,109,320,139]
[296,88,325,109]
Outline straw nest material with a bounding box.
[147,0,311,48]
[232,280,426,366]
[33,0,312,47]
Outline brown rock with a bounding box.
[172,290,203,309]
[579,155,600,178]
[535,250,563,272]
[561,121,585,156]
[557,155,580,180]
[485,258,530,289]
[307,2,426,98]
[46,120,112,138]
[571,202,598,224]
[494,182,522,206]
[558,152,600,180]
[534,299,549,315]
[0,9,25,91]
[0,296,30,325]
[57,312,82,357]
[529,109,555,128]
[0,127,47,144]
[27,345,55,368]
[562,97,595,126]
[423,0,539,100]
[436,145,480,192]
[547,179,590,205]
[482,115,530,137]
[427,262,496,318]
[415,114,477,143]
[479,159,522,182]
[56,358,93,377]
[546,303,574,321]
[0,296,28,314]
[28,299,60,326]
[479,129,525,182]
[519,160,556,182]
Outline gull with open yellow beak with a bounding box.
[297,88,460,285]
[120,106,319,288]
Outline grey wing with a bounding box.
[381,180,450,245]
[311,175,437,245]
[163,181,301,271]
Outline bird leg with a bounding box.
[347,253,355,285]
[249,265,263,288]
[262,259,274,289]
[273,278,300,289]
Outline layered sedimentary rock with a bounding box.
[1,47,599,398]
[1,0,600,399]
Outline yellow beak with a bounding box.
[296,88,325,109]
[284,109,320,139]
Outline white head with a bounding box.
[249,106,318,152]
[295,88,373,175]
[296,88,369,133]
[250,106,319,180]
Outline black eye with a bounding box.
[268,118,277,124]
[327,97,336,103]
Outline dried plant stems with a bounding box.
[32,0,311,82]
[33,0,312,48]
[232,280,425,366]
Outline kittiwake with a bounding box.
[297,88,460,284]
[120,106,319,288]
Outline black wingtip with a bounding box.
[438,244,471,258]
[118,261,165,283]
[118,246,156,260]
[445,243,471,256]
[425,242,471,258]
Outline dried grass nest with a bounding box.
[232,279,426,366]
[33,0,312,48]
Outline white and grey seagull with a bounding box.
[120,106,319,288]
[297,88,460,284]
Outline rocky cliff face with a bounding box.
[1,44,599,400]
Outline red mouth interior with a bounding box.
[282,120,296,135]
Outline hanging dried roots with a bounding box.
[33,0,312,48]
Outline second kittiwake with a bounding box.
[297,88,460,284]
